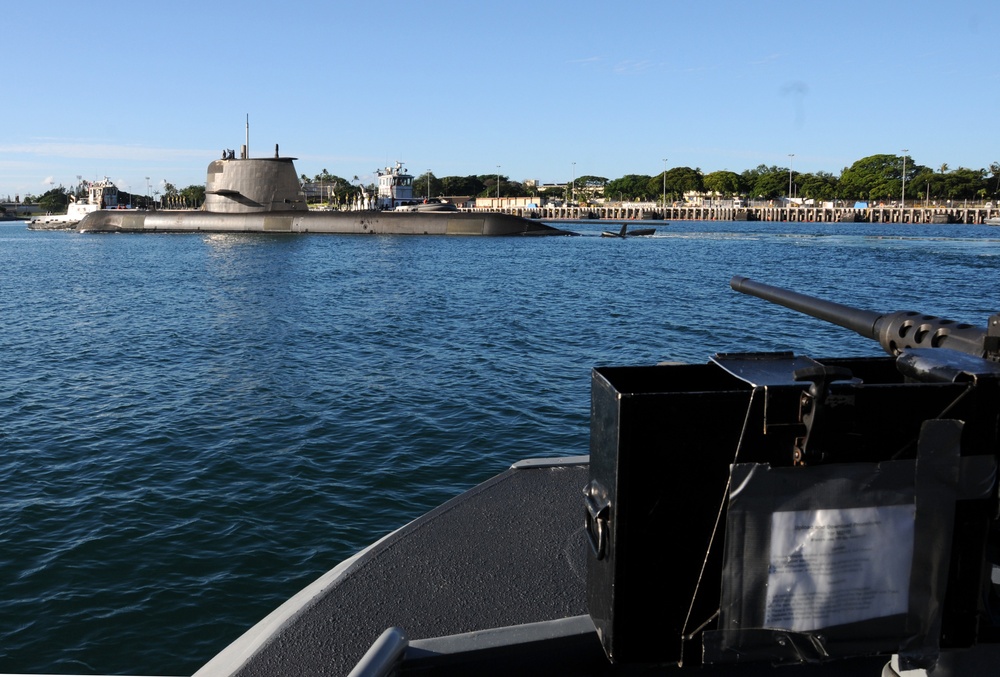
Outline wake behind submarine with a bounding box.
[77,146,571,236]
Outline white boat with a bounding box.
[985,217,1000,226]
[394,198,458,213]
[29,178,119,229]
[376,161,417,210]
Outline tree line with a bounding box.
[305,154,1000,205]
[573,155,998,204]
[20,180,206,213]
[302,169,526,204]
[18,153,1000,214]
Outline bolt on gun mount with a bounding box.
[730,275,1000,382]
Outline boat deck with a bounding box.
[198,457,591,676]
[196,456,909,675]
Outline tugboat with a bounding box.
[28,178,119,230]
[196,277,1000,676]
[376,161,424,210]
[371,161,458,211]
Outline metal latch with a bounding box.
[584,479,611,560]
[792,365,857,465]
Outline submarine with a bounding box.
[76,146,571,236]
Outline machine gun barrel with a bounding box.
[730,275,992,359]
[730,275,882,340]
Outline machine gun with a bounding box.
[730,275,1000,372]
[728,276,1000,465]
[586,277,1000,672]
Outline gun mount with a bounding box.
[585,277,1000,673]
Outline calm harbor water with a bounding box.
[2,219,1000,674]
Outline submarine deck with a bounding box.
[76,210,573,236]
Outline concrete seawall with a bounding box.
[467,205,1000,225]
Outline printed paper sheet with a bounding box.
[765,504,914,632]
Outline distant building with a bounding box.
[473,196,541,209]
[1,202,40,215]
[301,181,340,203]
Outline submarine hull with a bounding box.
[77,209,571,236]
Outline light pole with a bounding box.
[572,162,576,204]
[662,158,667,207]
[496,165,501,200]
[901,149,908,209]
[787,154,794,201]
[145,176,150,209]
[427,170,431,199]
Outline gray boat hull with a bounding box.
[77,209,571,236]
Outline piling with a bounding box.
[464,205,998,225]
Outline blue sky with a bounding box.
[3,0,996,199]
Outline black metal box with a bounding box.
[585,362,754,665]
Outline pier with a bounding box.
[467,204,1000,225]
